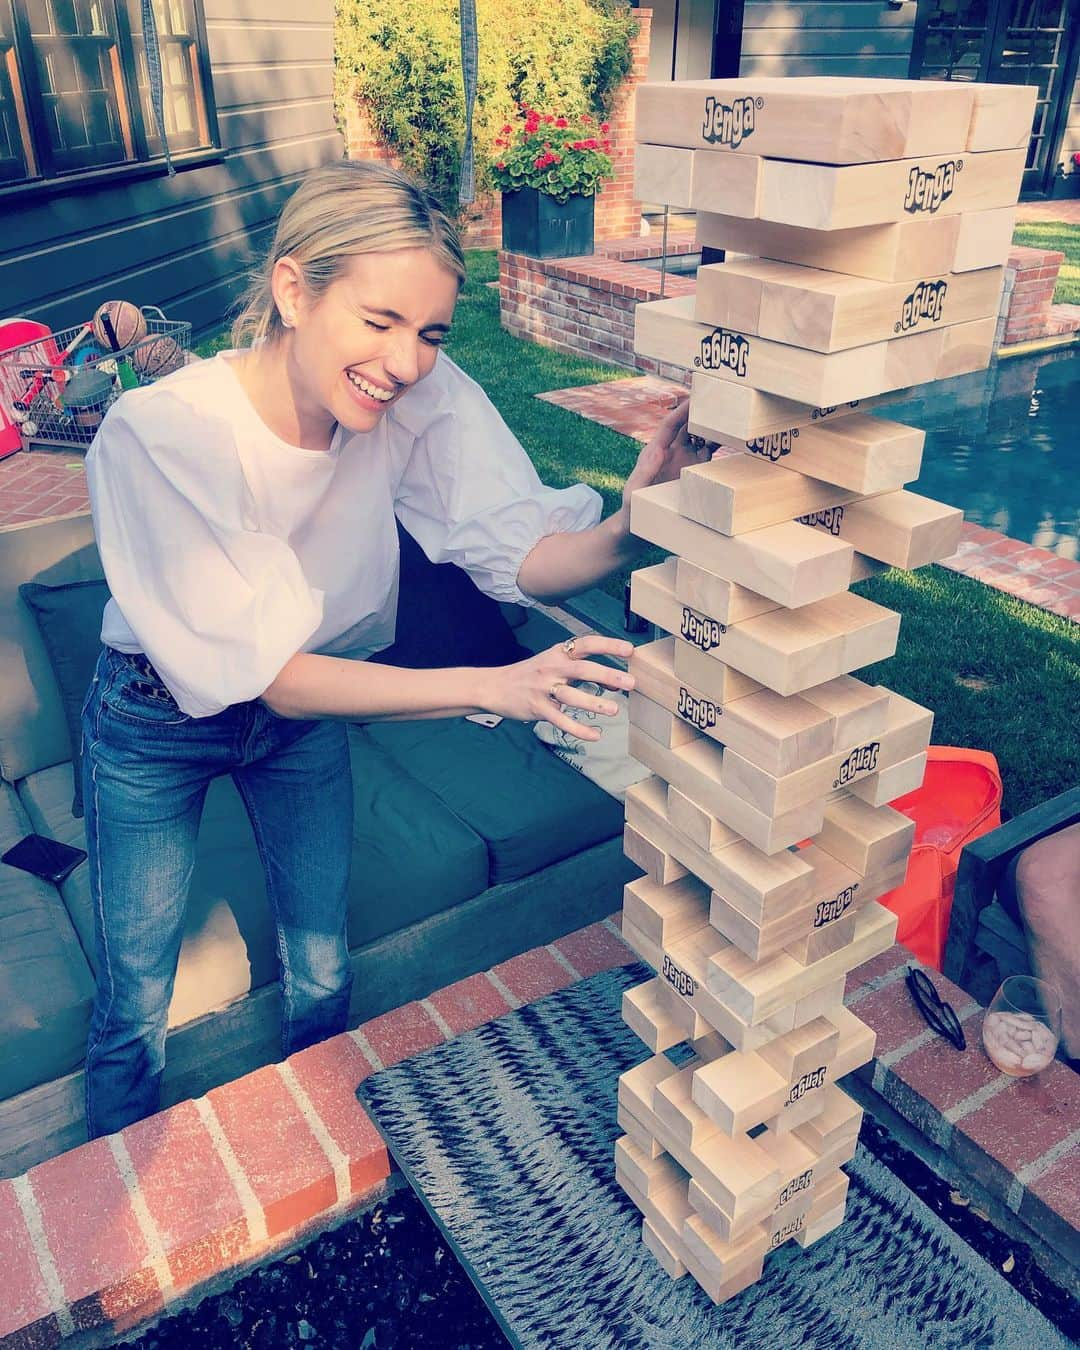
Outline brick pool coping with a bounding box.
[2,921,1077,1348]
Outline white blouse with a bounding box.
[86,349,602,717]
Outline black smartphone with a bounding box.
[2,833,87,884]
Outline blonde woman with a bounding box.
[82,160,700,1137]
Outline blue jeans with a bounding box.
[80,646,354,1138]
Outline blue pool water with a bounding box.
[863,347,1080,559]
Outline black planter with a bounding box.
[501,187,595,259]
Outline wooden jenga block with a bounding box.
[711,413,925,499]
[783,909,858,965]
[667,782,732,853]
[623,869,712,948]
[631,619,763,706]
[689,370,897,442]
[655,1064,728,1151]
[629,688,701,749]
[629,725,825,853]
[794,1186,848,1247]
[679,453,866,536]
[633,77,975,164]
[621,1055,785,1225]
[937,314,996,378]
[964,80,1038,152]
[695,207,1020,283]
[617,1101,665,1159]
[615,1135,685,1200]
[623,978,689,1054]
[802,677,891,754]
[681,1213,769,1290]
[705,903,898,1024]
[797,488,963,569]
[826,1004,878,1077]
[625,778,814,922]
[758,148,1026,231]
[658,977,719,1045]
[631,637,837,775]
[633,141,762,214]
[625,821,689,885]
[631,479,854,609]
[816,795,916,876]
[721,687,929,818]
[758,1016,840,1083]
[694,258,1004,354]
[667,591,898,700]
[641,1217,688,1279]
[675,557,780,626]
[794,1084,863,1156]
[620,915,663,972]
[846,750,928,806]
[635,294,945,407]
[953,206,1018,272]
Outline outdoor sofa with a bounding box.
[0,511,635,1177]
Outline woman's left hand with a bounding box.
[619,396,715,518]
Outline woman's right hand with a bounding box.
[480,633,637,741]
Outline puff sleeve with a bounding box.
[86,391,324,717]
[391,355,603,605]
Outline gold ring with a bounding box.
[549,682,564,701]
[562,637,577,659]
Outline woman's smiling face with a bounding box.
[279,247,460,436]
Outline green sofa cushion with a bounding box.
[17,730,490,1032]
[365,717,626,885]
[0,782,94,1100]
[18,578,109,818]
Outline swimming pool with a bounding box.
[881,346,1080,560]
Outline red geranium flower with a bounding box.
[555,117,568,128]
[601,122,610,133]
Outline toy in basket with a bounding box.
[0,302,192,452]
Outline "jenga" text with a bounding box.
[833,742,880,788]
[701,95,757,149]
[698,328,750,378]
[745,428,798,461]
[796,505,845,536]
[815,883,860,928]
[786,1066,827,1105]
[680,608,726,652]
[897,279,948,332]
[903,160,960,215]
[677,686,719,730]
[662,953,695,998]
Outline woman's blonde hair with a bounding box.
[231,160,467,348]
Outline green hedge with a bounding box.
[335,0,638,210]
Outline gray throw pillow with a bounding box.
[19,578,110,818]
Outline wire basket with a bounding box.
[0,306,192,451]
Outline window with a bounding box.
[2,0,215,187]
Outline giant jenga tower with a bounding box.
[614,76,1035,1302]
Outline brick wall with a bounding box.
[343,11,654,250]
[499,240,696,379]
[1001,245,1066,346]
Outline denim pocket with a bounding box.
[101,652,191,727]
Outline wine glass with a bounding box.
[982,976,1063,1077]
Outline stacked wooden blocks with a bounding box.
[616,76,1034,1302]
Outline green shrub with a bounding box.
[335,0,638,210]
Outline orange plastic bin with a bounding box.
[878,747,1003,970]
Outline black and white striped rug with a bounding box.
[357,965,1070,1350]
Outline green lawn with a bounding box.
[446,251,1079,819]
[1011,221,1080,304]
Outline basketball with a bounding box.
[131,335,185,380]
[92,300,146,352]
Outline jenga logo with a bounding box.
[815,882,860,928]
[786,1066,827,1106]
[777,1167,815,1209]
[897,279,948,333]
[701,95,759,149]
[811,401,860,421]
[769,1213,807,1250]
[662,953,695,998]
[833,742,880,788]
[796,505,845,536]
[903,159,961,215]
[697,328,750,378]
[746,428,798,461]
[677,686,719,730]
[680,608,726,652]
